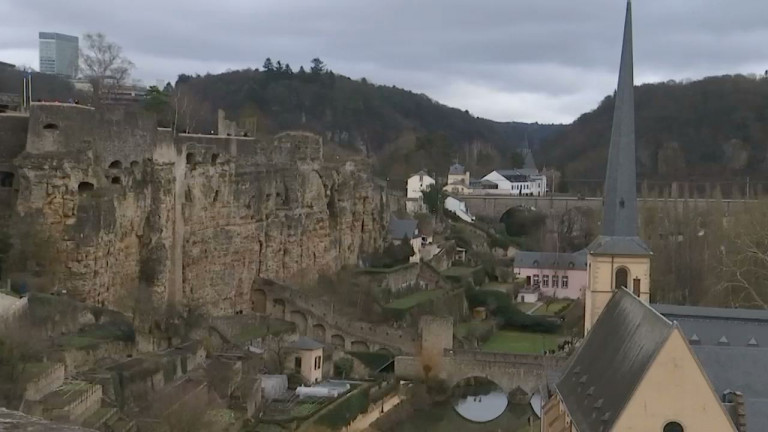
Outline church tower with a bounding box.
[584,0,652,335]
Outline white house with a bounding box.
[444,196,475,222]
[481,169,547,197]
[406,171,435,214]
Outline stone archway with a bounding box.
[272,299,286,319]
[290,310,308,335]
[350,341,370,352]
[251,289,267,314]
[313,324,327,342]
[331,334,346,349]
[375,347,394,356]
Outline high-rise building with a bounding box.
[38,32,79,78]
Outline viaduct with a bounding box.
[459,194,759,220]
[251,278,418,355]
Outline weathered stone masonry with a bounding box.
[1,103,389,314]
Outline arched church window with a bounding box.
[615,267,628,290]
[663,421,684,432]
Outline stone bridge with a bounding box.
[395,348,568,396]
[460,194,757,221]
[251,278,418,355]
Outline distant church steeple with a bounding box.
[587,0,650,256]
[584,0,652,334]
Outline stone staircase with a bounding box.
[82,406,137,432]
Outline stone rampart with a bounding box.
[23,363,66,401]
[4,103,387,315]
[253,278,418,354]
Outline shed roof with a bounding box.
[287,336,323,351]
[388,218,418,240]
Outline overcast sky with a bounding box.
[1,0,766,124]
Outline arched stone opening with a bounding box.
[78,182,95,194]
[186,152,197,164]
[111,176,122,185]
[130,160,140,170]
[108,160,123,169]
[350,341,370,352]
[331,334,346,349]
[272,299,286,319]
[615,267,629,290]
[290,310,308,335]
[251,289,267,314]
[0,171,14,188]
[375,347,393,356]
[211,153,219,164]
[451,376,508,423]
[312,324,326,342]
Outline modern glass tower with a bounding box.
[39,32,79,78]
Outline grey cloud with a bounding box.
[1,0,765,123]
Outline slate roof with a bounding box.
[654,303,768,431]
[587,235,652,256]
[514,250,587,271]
[555,289,674,432]
[495,168,539,179]
[288,336,324,351]
[449,163,465,175]
[521,148,538,171]
[388,217,418,240]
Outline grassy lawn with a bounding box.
[532,300,572,316]
[482,330,562,354]
[385,289,446,310]
[515,302,540,313]
[454,321,494,339]
[441,266,480,277]
[234,318,295,343]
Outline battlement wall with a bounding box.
[0,114,28,162]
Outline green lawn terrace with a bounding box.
[440,266,482,278]
[531,299,573,316]
[209,315,296,346]
[480,282,515,293]
[481,330,564,355]
[515,302,539,313]
[383,288,448,310]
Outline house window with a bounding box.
[663,422,684,432]
[552,275,559,288]
[314,355,322,370]
[542,275,549,288]
[562,276,569,288]
[532,275,540,286]
[294,356,302,371]
[633,278,641,296]
[615,268,629,290]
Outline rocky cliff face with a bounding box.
[4,104,388,315]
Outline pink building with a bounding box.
[513,250,588,300]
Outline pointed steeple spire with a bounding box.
[589,0,650,255]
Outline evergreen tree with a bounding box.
[297,66,306,75]
[275,60,283,72]
[262,57,274,72]
[310,57,326,74]
[284,63,294,75]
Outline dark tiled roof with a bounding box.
[288,336,324,350]
[556,289,673,431]
[692,346,768,432]
[449,163,465,175]
[587,235,651,256]
[388,218,418,240]
[514,250,587,271]
[521,148,538,171]
[654,303,768,431]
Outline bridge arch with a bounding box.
[312,324,327,342]
[351,341,370,352]
[290,311,308,335]
[251,288,267,314]
[331,334,346,349]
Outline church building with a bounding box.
[542,2,762,431]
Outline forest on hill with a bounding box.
[537,74,768,187]
[168,59,561,181]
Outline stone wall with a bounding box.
[5,103,388,315]
[23,363,66,401]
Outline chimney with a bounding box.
[722,390,747,432]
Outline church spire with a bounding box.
[602,0,637,237]
[588,0,650,255]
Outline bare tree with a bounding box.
[79,32,135,102]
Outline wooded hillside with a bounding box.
[537,74,768,186]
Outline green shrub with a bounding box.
[466,289,560,334]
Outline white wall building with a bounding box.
[406,171,435,213]
[481,170,546,197]
[444,196,475,222]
